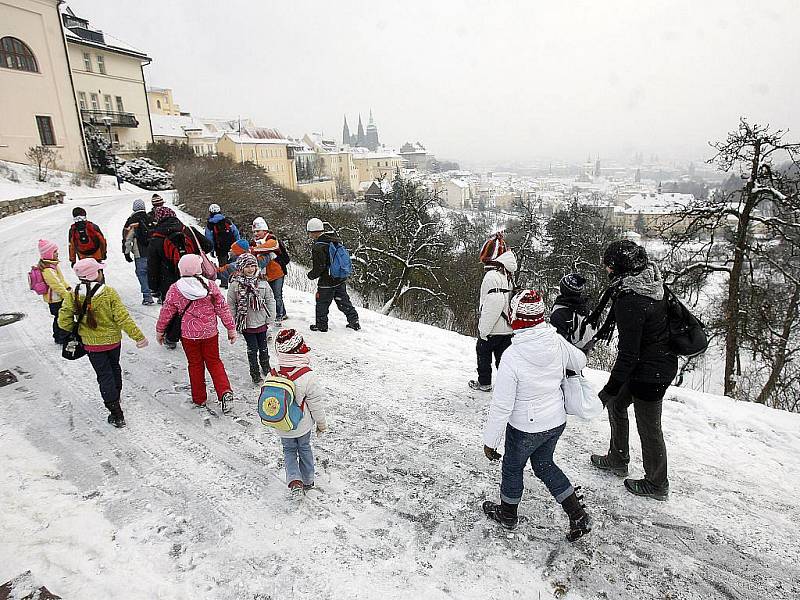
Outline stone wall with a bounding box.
[0,191,65,219]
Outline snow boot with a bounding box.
[142,298,155,306]
[288,479,304,499]
[259,349,271,376]
[591,453,628,477]
[346,322,361,331]
[106,403,126,428]
[482,500,518,530]
[248,353,261,385]
[561,488,593,542]
[468,380,492,392]
[220,391,234,415]
[624,478,669,501]
[165,340,177,350]
[310,324,328,332]
[303,482,315,493]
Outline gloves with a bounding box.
[227,329,237,344]
[156,332,165,346]
[136,338,149,349]
[316,423,327,434]
[124,254,133,263]
[484,445,501,461]
[598,389,615,407]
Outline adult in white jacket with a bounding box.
[469,233,517,392]
[482,289,593,542]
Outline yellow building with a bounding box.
[147,87,181,116]
[0,0,88,172]
[216,133,297,190]
[351,151,405,185]
[63,7,153,156]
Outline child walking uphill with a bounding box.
[58,258,149,428]
[36,239,72,344]
[156,254,238,414]
[273,329,327,496]
[226,253,276,385]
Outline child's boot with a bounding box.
[247,352,261,385]
[259,348,271,376]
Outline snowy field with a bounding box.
[0,191,799,599]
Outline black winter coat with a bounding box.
[147,217,211,298]
[307,232,346,288]
[603,291,678,401]
[122,211,152,256]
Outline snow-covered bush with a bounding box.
[117,157,173,190]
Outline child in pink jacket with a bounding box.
[156,254,238,413]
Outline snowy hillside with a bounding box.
[0,193,798,600]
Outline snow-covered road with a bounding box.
[0,193,798,600]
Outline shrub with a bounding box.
[117,157,173,190]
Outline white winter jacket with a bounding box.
[478,251,517,339]
[483,323,588,449]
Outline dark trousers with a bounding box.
[218,254,230,288]
[607,385,669,489]
[315,283,358,329]
[476,335,512,385]
[244,330,270,379]
[49,301,68,343]
[87,346,123,416]
[500,423,573,504]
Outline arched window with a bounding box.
[0,37,38,72]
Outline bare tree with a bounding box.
[25,146,59,182]
[661,118,800,402]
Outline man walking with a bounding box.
[122,198,154,305]
[306,218,359,332]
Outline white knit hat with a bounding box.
[306,218,324,232]
[252,217,268,231]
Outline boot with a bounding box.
[591,453,628,477]
[310,324,328,332]
[561,488,592,542]
[468,380,492,392]
[346,322,361,331]
[482,500,518,530]
[248,353,261,385]
[220,391,234,415]
[288,479,304,499]
[106,402,126,428]
[258,349,271,377]
[624,478,669,501]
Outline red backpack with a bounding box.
[162,229,198,269]
[71,222,102,255]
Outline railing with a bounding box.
[80,109,139,128]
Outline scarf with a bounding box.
[231,272,266,332]
[585,263,665,345]
[277,351,311,370]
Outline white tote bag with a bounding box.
[559,345,603,420]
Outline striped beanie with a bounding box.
[276,328,309,354]
[510,289,546,330]
[236,252,258,271]
[479,232,509,264]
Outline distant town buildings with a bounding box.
[147,87,183,116]
[342,110,380,151]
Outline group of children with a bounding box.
[32,200,327,495]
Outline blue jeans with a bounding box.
[500,423,573,505]
[134,256,152,302]
[280,431,314,485]
[269,276,285,319]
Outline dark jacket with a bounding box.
[602,275,678,401]
[147,217,211,298]
[307,232,346,288]
[122,211,152,256]
[550,292,590,341]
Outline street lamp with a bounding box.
[102,115,121,190]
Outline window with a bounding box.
[0,37,39,72]
[115,96,124,112]
[82,52,91,71]
[35,116,56,146]
[156,100,161,109]
[78,92,87,110]
[96,55,106,74]
[103,94,113,112]
[90,93,99,110]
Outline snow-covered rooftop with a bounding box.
[623,192,695,214]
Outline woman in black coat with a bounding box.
[587,240,677,501]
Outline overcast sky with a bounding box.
[67,0,800,166]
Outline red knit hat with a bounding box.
[509,289,545,330]
[479,232,509,264]
[276,328,309,354]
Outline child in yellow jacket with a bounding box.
[58,258,148,428]
[37,239,71,344]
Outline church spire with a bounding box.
[342,114,351,146]
[356,114,365,147]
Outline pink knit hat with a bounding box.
[73,258,104,281]
[38,239,58,260]
[178,254,203,277]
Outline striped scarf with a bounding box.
[231,272,266,333]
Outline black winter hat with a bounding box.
[560,273,587,295]
[72,206,87,218]
[603,240,648,276]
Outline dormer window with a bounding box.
[1,37,38,72]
